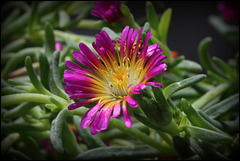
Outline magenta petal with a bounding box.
[122,101,133,128]
[145,82,163,88]
[112,101,121,118]
[129,90,141,95]
[68,99,94,110]
[65,61,89,74]
[99,105,114,130]
[120,26,129,57]
[90,104,113,134]
[147,64,167,78]
[124,95,138,108]
[133,84,146,90]
[80,103,102,129]
[69,93,95,99]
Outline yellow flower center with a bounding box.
[108,65,130,98]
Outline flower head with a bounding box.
[64,26,167,135]
[91,1,123,22]
[218,1,239,22]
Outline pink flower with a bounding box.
[55,42,62,51]
[64,26,167,135]
[91,1,123,22]
[218,1,239,22]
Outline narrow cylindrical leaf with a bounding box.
[25,56,51,95]
[197,110,223,130]
[1,47,42,79]
[175,59,202,72]
[1,133,19,155]
[192,82,230,109]
[50,108,68,153]
[1,93,51,108]
[73,115,106,149]
[3,102,38,119]
[181,98,227,135]
[63,3,92,30]
[59,10,70,28]
[146,1,158,31]
[1,122,49,134]
[184,125,233,143]
[49,51,69,100]
[207,70,226,83]
[2,38,26,53]
[75,145,164,160]
[7,148,31,160]
[1,8,20,28]
[163,74,206,99]
[28,1,39,33]
[1,86,26,95]
[158,8,172,45]
[204,93,239,116]
[213,56,235,78]
[120,4,140,29]
[44,22,55,58]
[1,12,30,44]
[167,55,185,70]
[198,37,227,79]
[39,52,50,90]
[62,121,83,157]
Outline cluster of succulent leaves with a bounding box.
[1,1,239,160]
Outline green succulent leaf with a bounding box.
[198,37,227,79]
[163,74,206,99]
[175,59,202,72]
[25,56,51,95]
[158,8,172,45]
[50,108,69,153]
[181,98,228,135]
[146,1,158,31]
[75,145,163,160]
[73,115,106,149]
[184,125,233,143]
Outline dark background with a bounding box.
[128,1,239,64]
[76,1,239,64]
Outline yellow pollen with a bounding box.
[108,66,130,97]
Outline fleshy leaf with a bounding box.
[158,8,172,45]
[163,74,206,99]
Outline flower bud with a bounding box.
[55,42,62,51]
[138,97,172,126]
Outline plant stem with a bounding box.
[1,93,51,108]
[109,118,175,155]
[76,19,103,29]
[1,93,68,108]
[192,82,230,109]
[70,107,175,155]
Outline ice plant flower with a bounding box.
[64,26,167,135]
[218,1,239,22]
[91,1,123,22]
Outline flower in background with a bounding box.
[64,26,167,135]
[55,42,62,51]
[91,1,123,22]
[218,1,239,22]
